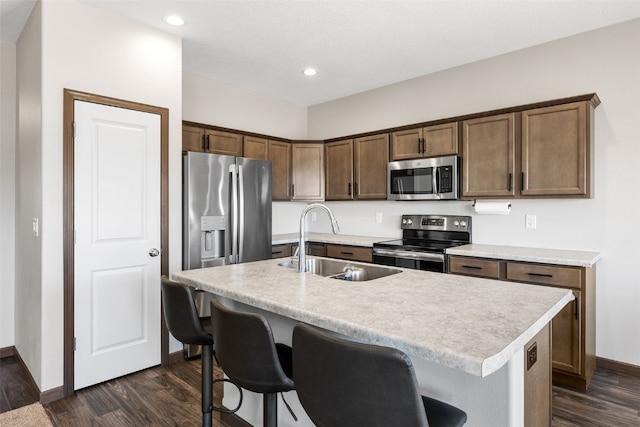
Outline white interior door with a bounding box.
[74,100,161,390]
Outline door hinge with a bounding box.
[72,122,76,138]
[73,337,76,351]
[74,230,76,244]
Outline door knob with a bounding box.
[149,248,160,257]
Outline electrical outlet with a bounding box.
[375,212,383,224]
[32,217,39,237]
[311,212,317,222]
[525,214,536,229]
[527,342,538,371]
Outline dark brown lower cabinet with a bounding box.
[448,255,595,390]
[524,323,551,427]
[272,242,326,259]
[325,244,372,263]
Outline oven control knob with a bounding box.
[454,220,460,227]
[460,221,467,228]
[402,219,407,225]
[406,219,413,225]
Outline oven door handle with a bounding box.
[373,248,445,262]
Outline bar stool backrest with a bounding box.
[211,299,294,394]
[292,323,429,427]
[161,276,212,346]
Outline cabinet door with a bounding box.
[269,141,291,201]
[244,136,268,160]
[205,130,243,156]
[462,113,516,198]
[182,125,205,152]
[325,140,354,200]
[551,290,582,375]
[521,101,588,197]
[424,122,459,157]
[292,143,325,201]
[354,134,389,200]
[390,128,423,160]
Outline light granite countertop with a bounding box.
[273,232,392,247]
[446,244,602,267]
[172,257,572,378]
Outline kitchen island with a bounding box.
[173,257,573,426]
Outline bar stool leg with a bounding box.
[202,344,213,427]
[263,393,277,427]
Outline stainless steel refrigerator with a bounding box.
[182,151,272,357]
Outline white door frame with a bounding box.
[61,89,169,399]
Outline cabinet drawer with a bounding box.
[271,244,291,259]
[326,244,372,263]
[448,256,501,279]
[291,242,327,257]
[308,243,326,257]
[506,262,582,289]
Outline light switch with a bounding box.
[375,212,383,224]
[32,217,39,237]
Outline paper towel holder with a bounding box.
[472,199,514,207]
[472,200,512,215]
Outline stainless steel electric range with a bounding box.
[372,214,472,273]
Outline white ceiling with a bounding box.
[2,1,640,106]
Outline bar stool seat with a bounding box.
[211,299,294,427]
[161,276,215,427]
[292,323,467,427]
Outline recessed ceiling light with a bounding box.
[163,15,185,26]
[302,68,317,76]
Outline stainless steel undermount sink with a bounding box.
[278,257,401,282]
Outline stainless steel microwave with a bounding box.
[387,155,459,201]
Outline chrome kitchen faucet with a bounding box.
[298,203,340,273]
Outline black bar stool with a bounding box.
[161,276,215,427]
[210,299,294,427]
[292,323,468,427]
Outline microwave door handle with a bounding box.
[432,167,439,195]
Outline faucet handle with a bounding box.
[293,246,300,257]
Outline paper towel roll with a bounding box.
[473,201,511,215]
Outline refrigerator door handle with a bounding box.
[237,165,245,263]
[230,164,239,264]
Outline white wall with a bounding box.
[183,72,308,140]
[14,0,183,392]
[15,2,43,384]
[300,19,640,366]
[1,42,17,349]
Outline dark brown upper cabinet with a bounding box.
[391,122,458,161]
[325,133,389,201]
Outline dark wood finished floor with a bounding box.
[0,355,41,413]
[2,355,639,426]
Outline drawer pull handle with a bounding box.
[462,265,482,270]
[528,272,553,278]
[341,252,354,256]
